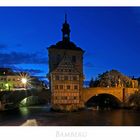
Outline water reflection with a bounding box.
[0,106,140,126]
[19,107,29,116]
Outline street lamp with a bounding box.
[21,77,28,98]
[5,83,9,91]
[21,78,27,84]
[5,83,9,88]
[21,78,27,90]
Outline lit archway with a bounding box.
[19,96,46,107]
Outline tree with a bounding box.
[89,77,94,87]
[137,77,140,87]
[128,90,140,109]
[93,69,133,87]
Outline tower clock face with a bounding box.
[64,34,68,38]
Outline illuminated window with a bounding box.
[68,76,71,80]
[61,75,64,80]
[61,96,65,100]
[57,54,61,63]
[72,56,76,62]
[53,75,55,80]
[74,96,77,100]
[55,85,58,90]
[74,85,78,90]
[57,96,61,100]
[67,85,70,90]
[73,76,77,81]
[77,76,79,80]
[64,76,68,80]
[3,78,6,81]
[60,85,63,90]
[55,76,59,80]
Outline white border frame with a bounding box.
[0,0,139,6]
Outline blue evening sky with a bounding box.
[0,7,140,80]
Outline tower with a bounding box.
[61,14,70,42]
[47,15,85,111]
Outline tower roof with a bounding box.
[64,13,67,24]
[50,54,82,74]
[49,41,84,51]
[48,15,84,52]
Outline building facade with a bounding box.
[48,15,85,111]
[0,68,30,91]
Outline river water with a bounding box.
[0,105,140,126]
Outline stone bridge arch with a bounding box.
[82,87,138,104]
[82,87,124,103]
[0,90,50,107]
[19,95,46,107]
[85,93,122,104]
[85,93,122,108]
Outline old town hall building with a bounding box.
[47,15,85,111]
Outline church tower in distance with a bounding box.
[47,15,85,111]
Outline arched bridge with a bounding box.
[0,90,50,106]
[82,87,138,103]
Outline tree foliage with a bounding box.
[89,77,94,87]
[128,90,140,109]
[137,77,140,88]
[89,69,133,88]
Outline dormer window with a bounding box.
[57,54,61,64]
[72,56,76,63]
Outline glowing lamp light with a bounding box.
[5,83,9,87]
[21,78,27,84]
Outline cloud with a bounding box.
[0,51,48,65]
[0,64,44,75]
[18,68,44,75]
